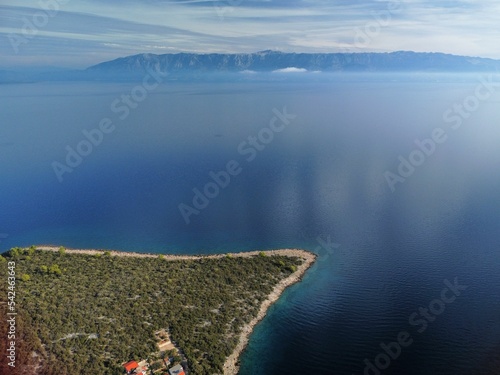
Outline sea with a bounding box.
[1,72,500,375]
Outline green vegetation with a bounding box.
[0,247,304,375]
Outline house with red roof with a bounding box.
[123,360,139,374]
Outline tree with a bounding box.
[59,247,66,256]
[150,362,162,371]
[28,246,36,256]
[9,247,22,257]
[49,264,62,276]
[21,274,30,282]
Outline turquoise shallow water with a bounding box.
[1,75,500,374]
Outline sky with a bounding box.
[1,0,499,68]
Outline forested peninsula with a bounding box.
[0,246,315,375]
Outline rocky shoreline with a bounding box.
[222,249,316,375]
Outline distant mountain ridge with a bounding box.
[86,50,500,74]
[2,51,500,83]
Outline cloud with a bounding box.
[1,0,500,68]
[272,67,307,73]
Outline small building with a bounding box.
[168,364,185,375]
[123,360,139,374]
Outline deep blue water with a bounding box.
[1,74,500,374]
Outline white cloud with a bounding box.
[272,67,308,73]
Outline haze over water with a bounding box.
[1,73,500,374]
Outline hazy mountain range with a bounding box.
[2,51,500,82]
